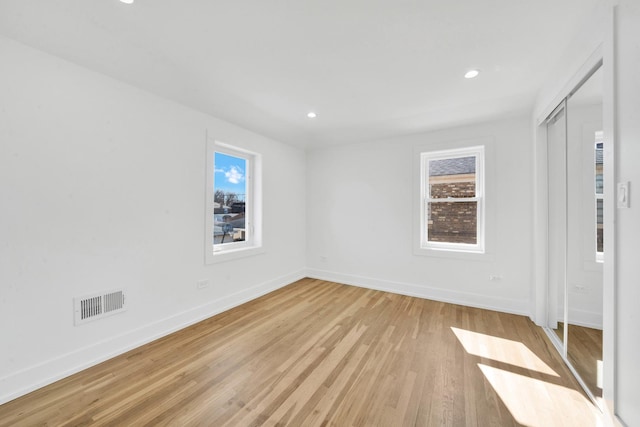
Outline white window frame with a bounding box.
[419,146,485,253]
[205,139,263,264]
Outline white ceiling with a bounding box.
[0,0,601,148]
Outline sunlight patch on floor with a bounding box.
[451,327,558,376]
[478,364,604,427]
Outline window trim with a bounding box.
[419,145,485,254]
[205,139,263,264]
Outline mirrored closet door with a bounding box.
[547,100,567,351]
[546,65,604,402]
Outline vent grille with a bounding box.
[74,290,126,325]
[81,296,103,320]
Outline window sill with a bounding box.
[413,246,493,262]
[206,245,265,264]
[582,259,604,272]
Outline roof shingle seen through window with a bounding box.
[429,156,476,177]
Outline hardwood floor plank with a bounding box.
[0,279,604,427]
[567,324,602,398]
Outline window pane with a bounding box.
[213,152,247,246]
[420,146,483,252]
[595,141,603,194]
[429,156,476,198]
[595,133,603,255]
[428,201,477,244]
[596,198,603,253]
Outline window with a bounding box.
[206,140,262,263]
[420,146,484,253]
[594,131,603,261]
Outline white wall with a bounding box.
[0,35,306,404]
[306,117,533,315]
[532,1,607,123]
[612,1,640,424]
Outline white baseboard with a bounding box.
[568,307,603,330]
[0,269,306,406]
[305,268,530,316]
[555,308,603,330]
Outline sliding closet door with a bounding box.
[565,66,604,399]
[544,64,604,403]
[547,102,568,350]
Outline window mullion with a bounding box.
[427,197,480,203]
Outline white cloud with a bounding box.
[225,166,244,184]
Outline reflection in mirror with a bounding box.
[565,65,603,399]
[546,103,567,349]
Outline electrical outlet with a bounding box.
[196,280,210,290]
[573,284,589,294]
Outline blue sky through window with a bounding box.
[214,152,246,194]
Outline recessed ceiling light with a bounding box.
[120,0,134,4]
[307,112,317,119]
[464,69,480,79]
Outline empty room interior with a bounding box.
[1,1,639,426]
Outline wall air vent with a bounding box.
[74,290,126,325]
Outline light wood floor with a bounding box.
[0,279,603,426]
[553,322,603,398]
[568,324,603,399]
